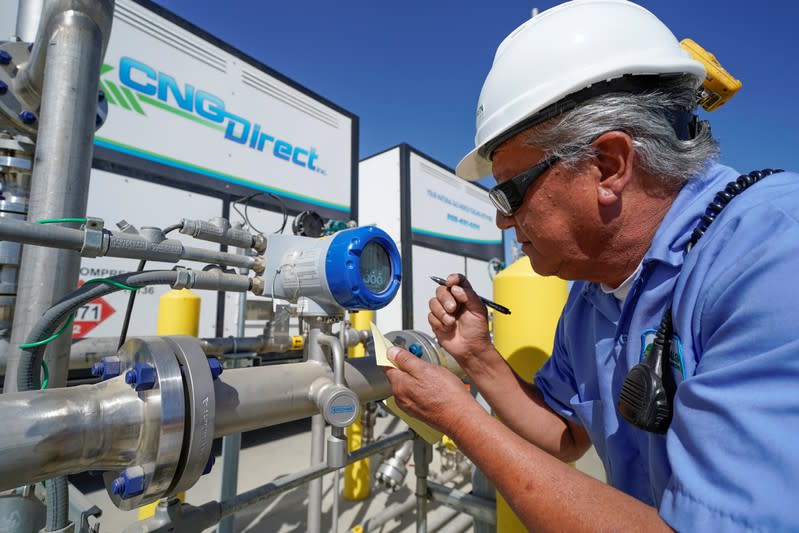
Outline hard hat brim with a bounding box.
[456,146,493,182]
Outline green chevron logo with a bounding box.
[100,63,146,115]
[99,63,227,133]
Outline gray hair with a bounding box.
[521,76,719,187]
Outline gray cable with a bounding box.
[17,270,179,391]
[45,476,68,532]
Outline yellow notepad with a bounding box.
[370,321,443,444]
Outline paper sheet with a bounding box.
[384,396,444,445]
[370,321,443,444]
[371,321,396,368]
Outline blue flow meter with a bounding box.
[261,225,401,314]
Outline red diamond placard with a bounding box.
[72,297,116,339]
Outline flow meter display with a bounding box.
[261,225,401,314]
[360,241,392,293]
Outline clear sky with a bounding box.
[149,0,798,181]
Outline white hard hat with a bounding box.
[456,0,706,181]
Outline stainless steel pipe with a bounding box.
[13,0,114,111]
[0,377,142,489]
[212,357,392,438]
[14,0,45,42]
[0,353,393,492]
[5,0,115,393]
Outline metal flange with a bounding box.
[103,337,187,510]
[163,335,216,496]
[386,330,465,378]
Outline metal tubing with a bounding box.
[5,0,115,393]
[209,357,391,438]
[15,0,45,42]
[0,355,393,491]
[0,378,143,490]
[217,247,249,533]
[415,439,431,533]
[46,334,295,372]
[13,0,114,111]
[427,482,497,525]
[216,430,414,519]
[216,433,241,533]
[0,217,258,271]
[180,246,255,270]
[362,469,460,532]
[307,321,331,533]
[0,217,85,249]
[317,333,345,388]
[199,335,298,357]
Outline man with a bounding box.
[384,0,799,530]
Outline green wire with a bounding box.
[17,279,139,350]
[18,314,75,349]
[41,360,49,390]
[82,278,141,292]
[35,217,88,225]
[17,277,143,388]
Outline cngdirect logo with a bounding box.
[101,56,325,175]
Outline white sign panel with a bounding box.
[409,152,500,246]
[96,0,353,214]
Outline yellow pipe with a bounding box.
[492,258,569,532]
[343,310,374,501]
[139,289,201,519]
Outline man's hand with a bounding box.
[384,345,477,435]
[429,274,494,369]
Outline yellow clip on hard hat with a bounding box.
[456,0,706,181]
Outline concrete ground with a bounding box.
[73,413,606,532]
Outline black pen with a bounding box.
[430,276,512,315]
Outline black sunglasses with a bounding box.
[489,155,560,216]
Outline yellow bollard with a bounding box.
[138,288,201,519]
[156,288,201,336]
[492,258,569,532]
[343,310,374,501]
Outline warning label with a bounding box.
[72,297,116,339]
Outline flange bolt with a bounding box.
[91,357,121,381]
[125,362,157,391]
[110,466,145,499]
[19,111,37,124]
[208,357,223,380]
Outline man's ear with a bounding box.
[593,131,634,207]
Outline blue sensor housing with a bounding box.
[325,226,401,310]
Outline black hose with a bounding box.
[16,270,180,392]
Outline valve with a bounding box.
[375,440,413,492]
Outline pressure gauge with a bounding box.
[261,225,401,314]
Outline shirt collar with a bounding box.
[643,163,740,268]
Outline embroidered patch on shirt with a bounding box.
[640,328,686,383]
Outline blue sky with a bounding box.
[149,0,799,180]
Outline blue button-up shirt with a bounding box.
[535,163,799,531]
